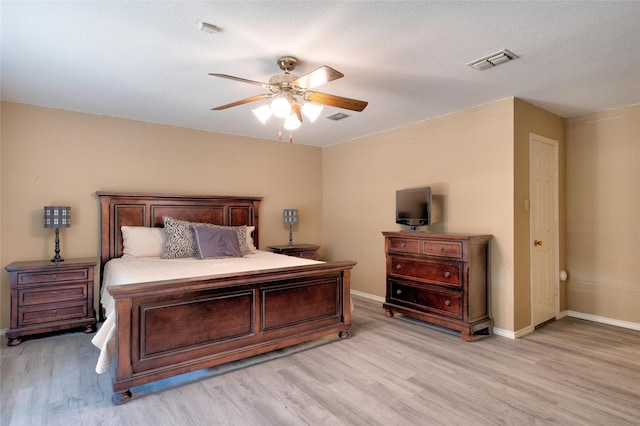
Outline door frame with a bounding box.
[529,133,560,326]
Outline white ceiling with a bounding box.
[2,1,639,147]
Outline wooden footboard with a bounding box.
[109,261,355,404]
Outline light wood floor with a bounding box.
[1,295,639,426]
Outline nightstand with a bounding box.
[5,258,97,346]
[268,244,320,260]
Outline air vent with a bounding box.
[467,49,519,70]
[326,112,350,121]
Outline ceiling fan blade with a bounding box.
[211,94,272,110]
[292,66,344,89]
[305,92,368,112]
[291,102,303,123]
[208,73,273,89]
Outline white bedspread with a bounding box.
[91,251,321,374]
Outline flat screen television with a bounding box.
[396,187,431,231]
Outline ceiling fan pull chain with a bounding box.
[289,134,293,143]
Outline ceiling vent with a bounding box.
[467,49,519,70]
[326,112,350,121]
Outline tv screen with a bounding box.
[396,187,431,229]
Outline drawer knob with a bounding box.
[401,242,406,248]
[439,246,445,252]
[51,274,58,280]
[51,290,58,297]
[51,310,57,316]
[444,271,451,278]
[396,289,402,295]
[396,264,402,270]
[445,300,451,306]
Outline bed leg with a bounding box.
[339,330,351,339]
[112,390,132,405]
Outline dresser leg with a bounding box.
[460,333,475,342]
[7,337,22,347]
[83,324,96,334]
[339,330,351,339]
[112,390,132,405]
[384,309,395,318]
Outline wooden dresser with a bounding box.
[5,258,97,346]
[268,244,320,260]
[382,232,492,341]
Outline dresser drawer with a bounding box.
[18,283,88,306]
[423,241,463,259]
[17,268,90,286]
[17,302,88,327]
[389,257,462,287]
[388,238,421,254]
[388,280,462,319]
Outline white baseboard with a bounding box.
[351,289,385,303]
[567,310,640,331]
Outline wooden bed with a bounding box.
[97,191,355,404]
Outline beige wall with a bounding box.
[322,99,517,331]
[513,100,566,331]
[565,105,640,323]
[0,102,324,329]
[2,100,637,333]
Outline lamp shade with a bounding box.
[271,97,292,118]
[284,113,301,130]
[302,103,323,122]
[283,209,298,224]
[44,206,71,228]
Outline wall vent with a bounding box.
[467,49,519,70]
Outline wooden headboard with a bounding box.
[96,191,261,273]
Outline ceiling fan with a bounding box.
[209,56,368,125]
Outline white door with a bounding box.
[530,134,559,327]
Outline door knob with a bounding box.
[534,240,543,246]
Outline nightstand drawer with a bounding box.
[290,250,318,260]
[389,257,462,287]
[18,283,88,306]
[17,268,89,286]
[18,302,88,327]
[388,280,462,319]
[268,244,320,261]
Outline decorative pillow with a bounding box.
[161,216,254,258]
[246,226,257,251]
[161,216,198,259]
[121,226,165,257]
[204,224,253,256]
[191,225,242,259]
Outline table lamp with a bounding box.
[283,209,298,247]
[44,206,71,262]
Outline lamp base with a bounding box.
[288,224,294,247]
[50,228,65,262]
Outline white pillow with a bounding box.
[246,226,257,251]
[122,226,165,257]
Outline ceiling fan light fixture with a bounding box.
[302,103,323,122]
[271,97,291,118]
[252,105,272,124]
[284,113,301,130]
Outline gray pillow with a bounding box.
[191,225,242,259]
